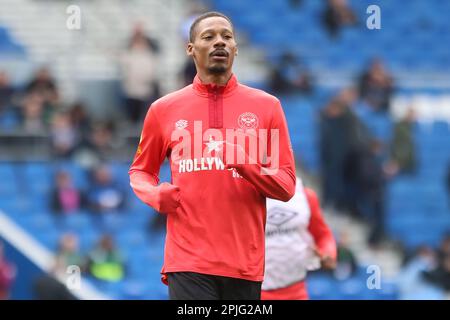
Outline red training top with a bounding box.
[129,74,296,283]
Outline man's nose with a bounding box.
[213,36,226,47]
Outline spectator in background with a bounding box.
[88,122,116,157]
[397,245,443,300]
[435,234,450,266]
[180,58,197,87]
[386,109,417,175]
[319,88,369,210]
[179,1,210,42]
[0,241,16,300]
[401,245,437,270]
[344,140,387,246]
[53,233,84,274]
[33,234,80,300]
[69,102,92,142]
[85,234,125,282]
[25,67,60,124]
[267,51,312,95]
[179,1,210,87]
[332,231,358,280]
[51,171,84,215]
[25,67,59,103]
[20,93,46,134]
[127,22,160,53]
[74,121,116,168]
[322,0,357,38]
[50,111,79,158]
[320,95,349,210]
[423,234,450,292]
[358,59,394,112]
[120,23,160,124]
[0,71,14,114]
[86,165,126,214]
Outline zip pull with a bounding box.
[213,91,218,128]
[209,87,222,128]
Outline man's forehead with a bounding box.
[197,17,233,33]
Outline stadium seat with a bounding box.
[307,274,339,300]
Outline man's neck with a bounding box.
[197,71,232,86]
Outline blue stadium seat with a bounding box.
[116,231,148,251]
[308,274,339,300]
[159,162,172,183]
[376,281,400,300]
[120,279,150,300]
[16,211,56,234]
[97,213,131,233]
[337,277,369,300]
[35,229,62,250]
[0,163,18,196]
[58,212,93,232]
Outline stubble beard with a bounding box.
[208,64,227,75]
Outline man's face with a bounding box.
[187,17,238,75]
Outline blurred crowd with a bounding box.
[260,1,418,249]
[51,166,126,216]
[0,66,120,167]
[317,65,408,247]
[33,233,125,300]
[268,49,402,247]
[0,16,185,299]
[398,234,450,298]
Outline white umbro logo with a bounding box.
[175,119,188,130]
[267,208,297,226]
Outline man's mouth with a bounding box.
[210,50,228,61]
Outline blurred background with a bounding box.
[0,0,449,300]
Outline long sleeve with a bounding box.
[305,188,337,260]
[230,100,296,201]
[128,105,168,211]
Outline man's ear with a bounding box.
[186,43,194,57]
[235,46,238,56]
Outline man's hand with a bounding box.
[157,182,180,214]
[320,255,337,270]
[220,140,257,169]
[314,248,337,270]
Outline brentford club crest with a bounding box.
[238,112,258,129]
[175,119,188,130]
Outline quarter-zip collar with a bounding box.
[193,73,238,97]
[192,74,238,129]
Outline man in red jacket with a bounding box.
[129,11,296,300]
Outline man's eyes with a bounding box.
[202,34,233,40]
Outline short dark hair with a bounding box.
[189,11,234,43]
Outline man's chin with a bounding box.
[207,64,227,75]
